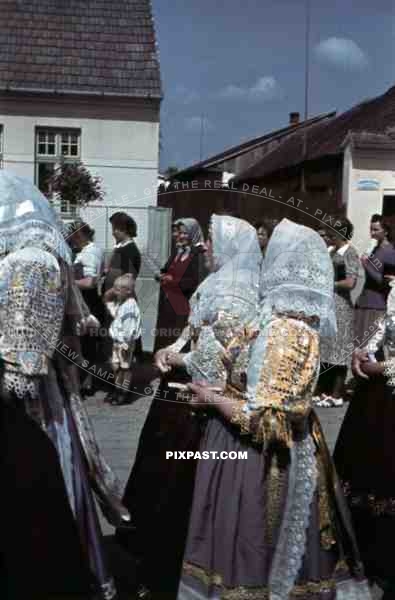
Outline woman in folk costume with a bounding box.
[116,215,261,600]
[334,280,395,599]
[154,217,205,352]
[178,219,371,600]
[0,172,130,600]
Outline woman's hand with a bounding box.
[160,274,173,284]
[187,382,224,407]
[351,349,370,379]
[360,361,385,378]
[166,352,185,368]
[154,349,172,373]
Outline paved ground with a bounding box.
[85,391,347,516]
[86,393,382,599]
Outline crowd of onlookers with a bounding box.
[67,210,395,409]
[66,212,143,405]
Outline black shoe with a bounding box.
[136,585,152,600]
[110,390,130,406]
[110,393,130,406]
[103,391,114,404]
[82,385,95,397]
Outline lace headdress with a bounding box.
[387,280,395,314]
[260,218,336,337]
[0,170,71,264]
[189,214,261,327]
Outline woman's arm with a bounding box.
[335,276,357,291]
[154,326,191,372]
[361,254,384,284]
[75,276,97,290]
[203,318,320,448]
[76,245,103,285]
[335,246,360,291]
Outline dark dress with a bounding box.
[115,369,205,599]
[73,262,107,371]
[104,239,143,358]
[104,240,142,292]
[154,250,201,352]
[355,242,395,346]
[334,366,395,589]
[1,377,93,599]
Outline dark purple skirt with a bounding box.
[179,415,368,599]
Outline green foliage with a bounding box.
[49,161,104,207]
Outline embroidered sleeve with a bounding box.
[0,248,65,376]
[182,325,228,386]
[165,326,191,353]
[231,318,319,447]
[182,311,256,386]
[365,316,385,355]
[383,359,395,387]
[344,246,360,279]
[230,401,251,435]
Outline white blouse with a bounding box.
[74,242,104,278]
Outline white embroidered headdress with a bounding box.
[0,170,71,263]
[260,218,336,337]
[189,214,261,328]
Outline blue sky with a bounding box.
[152,0,395,172]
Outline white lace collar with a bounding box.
[115,238,134,249]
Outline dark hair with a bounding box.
[79,222,95,241]
[371,214,393,241]
[331,215,354,240]
[110,212,137,237]
[65,220,94,241]
[254,219,277,239]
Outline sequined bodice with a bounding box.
[384,314,395,358]
[183,309,257,391]
[0,248,65,376]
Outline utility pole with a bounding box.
[199,113,205,161]
[300,0,311,193]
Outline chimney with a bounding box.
[289,112,300,126]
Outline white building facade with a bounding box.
[0,0,167,351]
[0,93,162,250]
[343,134,395,254]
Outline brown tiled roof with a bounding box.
[345,131,395,150]
[235,84,395,183]
[0,0,162,99]
[171,111,335,180]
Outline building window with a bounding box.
[35,128,81,210]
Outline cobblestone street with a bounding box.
[86,391,347,513]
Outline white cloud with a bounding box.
[173,84,199,104]
[184,116,214,133]
[220,84,246,99]
[250,76,280,99]
[219,76,281,101]
[315,37,369,70]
